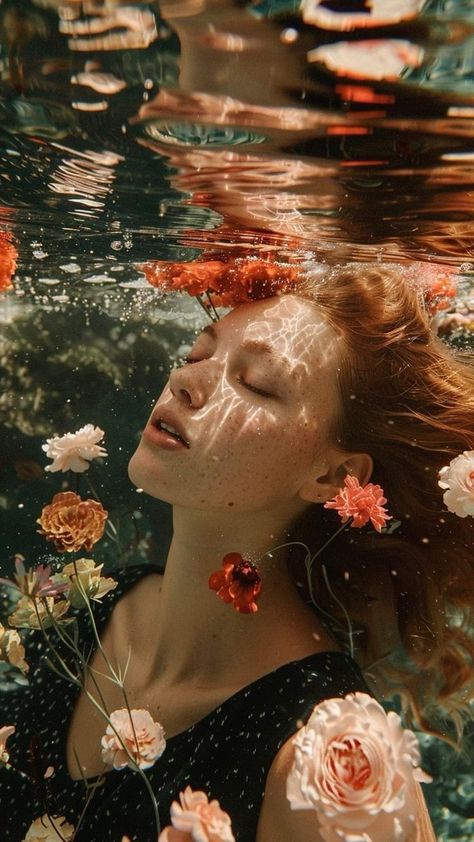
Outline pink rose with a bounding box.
[438,450,474,518]
[100,708,166,771]
[286,692,431,842]
[158,786,235,842]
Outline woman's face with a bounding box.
[128,294,343,512]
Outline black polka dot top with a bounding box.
[1,563,370,841]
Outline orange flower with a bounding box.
[140,257,300,308]
[208,552,262,613]
[0,231,17,292]
[36,491,108,553]
[324,475,391,533]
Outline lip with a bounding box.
[145,406,190,449]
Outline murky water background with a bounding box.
[0,1,473,838]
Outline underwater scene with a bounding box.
[0,1,473,840]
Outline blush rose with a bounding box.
[438,450,474,518]
[101,708,166,771]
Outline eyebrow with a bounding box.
[201,324,295,375]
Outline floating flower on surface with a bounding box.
[22,814,75,841]
[324,475,391,532]
[36,491,108,553]
[0,725,15,765]
[42,424,107,473]
[158,786,235,842]
[0,231,17,292]
[0,622,29,673]
[301,0,425,31]
[438,451,474,518]
[140,257,300,309]
[208,553,262,613]
[54,558,118,607]
[416,266,458,316]
[101,708,166,771]
[8,595,71,630]
[286,692,431,842]
[0,555,69,599]
[308,39,424,81]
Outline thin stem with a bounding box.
[321,564,355,659]
[204,290,220,321]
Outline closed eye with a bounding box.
[182,356,273,399]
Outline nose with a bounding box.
[168,360,217,409]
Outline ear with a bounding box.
[298,451,373,505]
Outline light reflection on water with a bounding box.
[0,1,473,839]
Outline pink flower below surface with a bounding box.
[158,786,235,842]
[100,708,166,771]
[208,553,262,613]
[286,692,431,842]
[324,475,391,532]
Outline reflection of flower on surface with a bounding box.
[308,40,424,81]
[301,0,425,30]
[22,814,75,841]
[438,451,474,518]
[0,622,29,672]
[42,424,107,473]
[58,5,158,52]
[36,491,108,552]
[100,708,166,771]
[140,257,301,307]
[324,475,391,532]
[0,231,17,292]
[8,595,71,630]
[0,725,15,765]
[286,692,431,842]
[55,558,118,607]
[208,553,262,613]
[417,267,458,316]
[158,786,235,842]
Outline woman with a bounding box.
[1,262,472,841]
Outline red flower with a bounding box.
[208,552,262,613]
[0,231,17,292]
[139,257,301,308]
[324,475,391,533]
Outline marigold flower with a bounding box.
[438,450,474,518]
[22,814,75,841]
[208,552,262,613]
[55,558,118,607]
[286,692,431,842]
[100,708,166,771]
[0,622,29,673]
[36,491,108,553]
[8,596,71,630]
[42,424,107,473]
[0,725,15,766]
[158,786,235,842]
[324,475,391,532]
[0,555,69,599]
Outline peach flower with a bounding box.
[301,0,425,31]
[438,451,474,518]
[158,786,235,842]
[56,558,117,607]
[42,424,107,473]
[36,491,108,552]
[0,622,29,672]
[324,475,391,532]
[100,708,166,771]
[308,39,424,82]
[22,814,75,841]
[8,595,71,630]
[0,725,15,765]
[286,692,431,842]
[0,555,69,599]
[208,553,262,613]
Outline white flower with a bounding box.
[101,708,166,771]
[301,0,425,31]
[56,558,118,608]
[22,814,74,841]
[42,424,107,473]
[438,451,474,518]
[307,39,424,81]
[286,692,431,842]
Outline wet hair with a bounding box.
[283,262,474,741]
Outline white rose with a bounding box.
[438,451,474,518]
[286,692,431,842]
[59,558,117,607]
[42,424,107,473]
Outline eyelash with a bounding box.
[181,356,273,399]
